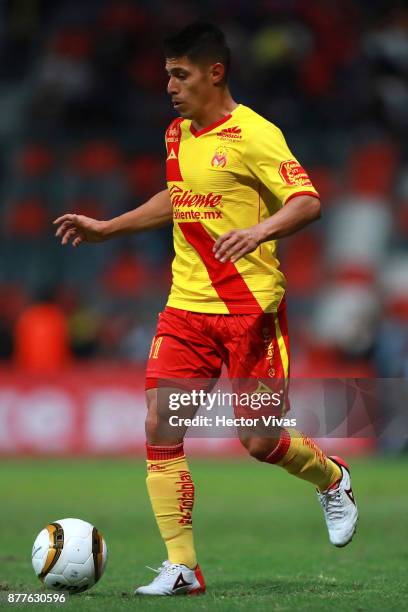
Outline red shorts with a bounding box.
[145,299,290,390]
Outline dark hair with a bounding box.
[164,23,231,81]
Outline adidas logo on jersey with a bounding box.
[217,126,242,140]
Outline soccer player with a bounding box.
[54,23,358,596]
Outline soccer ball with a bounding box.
[31,518,107,593]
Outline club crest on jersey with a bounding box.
[279,159,313,186]
[211,146,228,168]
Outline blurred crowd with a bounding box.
[0,0,407,377]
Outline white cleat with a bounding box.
[135,560,206,596]
[318,455,358,547]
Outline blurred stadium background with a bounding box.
[0,0,407,457]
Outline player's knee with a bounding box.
[145,388,184,445]
[145,413,159,441]
[145,406,165,443]
[240,436,280,461]
[145,389,160,442]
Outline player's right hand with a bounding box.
[53,214,108,247]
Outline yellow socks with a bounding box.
[264,429,342,491]
[145,434,340,568]
[146,443,197,569]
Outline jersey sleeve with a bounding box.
[244,122,319,206]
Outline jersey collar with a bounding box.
[190,113,232,138]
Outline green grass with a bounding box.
[0,456,407,611]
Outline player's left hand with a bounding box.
[213,227,262,263]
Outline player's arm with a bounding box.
[53,189,172,247]
[213,194,320,263]
[214,121,322,263]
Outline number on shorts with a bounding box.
[149,336,163,359]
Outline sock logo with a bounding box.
[147,463,166,472]
[301,434,327,469]
[173,572,191,590]
[176,470,195,525]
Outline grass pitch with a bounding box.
[0,456,407,611]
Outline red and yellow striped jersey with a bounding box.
[165,104,319,314]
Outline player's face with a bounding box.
[165,57,217,119]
